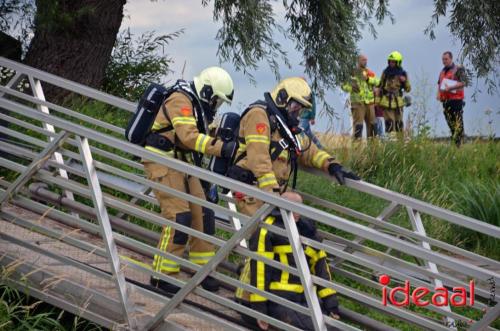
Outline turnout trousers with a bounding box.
[443,99,464,146]
[351,102,376,138]
[383,107,404,133]
[144,162,216,274]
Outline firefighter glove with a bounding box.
[328,163,360,185]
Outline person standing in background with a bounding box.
[437,51,468,147]
[342,54,379,139]
[299,92,324,149]
[378,51,411,135]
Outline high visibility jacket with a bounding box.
[342,68,379,104]
[438,64,465,101]
[144,92,223,162]
[378,69,411,109]
[236,215,337,315]
[234,105,335,192]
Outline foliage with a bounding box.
[102,28,183,101]
[425,0,500,94]
[204,0,392,115]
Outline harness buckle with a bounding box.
[278,138,289,150]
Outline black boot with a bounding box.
[201,276,220,292]
[150,277,180,294]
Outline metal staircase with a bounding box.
[0,57,498,331]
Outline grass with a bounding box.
[0,283,102,331]
[306,133,500,260]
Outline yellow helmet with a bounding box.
[194,66,234,105]
[387,51,403,66]
[271,77,312,109]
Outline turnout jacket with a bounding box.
[144,91,224,165]
[237,214,338,315]
[377,68,411,109]
[234,105,335,192]
[341,67,379,104]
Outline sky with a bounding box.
[121,0,499,137]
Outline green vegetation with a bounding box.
[0,284,102,331]
[296,136,499,330]
[301,135,500,260]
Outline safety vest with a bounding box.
[438,64,464,101]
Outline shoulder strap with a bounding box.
[172,80,208,135]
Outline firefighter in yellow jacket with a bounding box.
[236,192,340,330]
[341,54,379,138]
[378,51,411,133]
[227,77,359,217]
[144,67,237,293]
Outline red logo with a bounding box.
[256,123,266,134]
[379,275,475,307]
[181,107,191,116]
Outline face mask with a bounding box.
[286,100,304,134]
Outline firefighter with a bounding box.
[227,77,359,217]
[378,51,411,134]
[144,67,237,293]
[341,54,379,138]
[235,192,340,330]
[437,51,468,147]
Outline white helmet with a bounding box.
[194,67,234,110]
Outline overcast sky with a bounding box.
[122,0,499,137]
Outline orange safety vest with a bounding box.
[438,64,464,101]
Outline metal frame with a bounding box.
[1,57,499,331]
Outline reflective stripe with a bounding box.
[312,150,331,168]
[318,287,336,298]
[273,245,292,253]
[245,134,270,144]
[269,282,304,293]
[154,226,178,273]
[279,253,289,284]
[236,259,251,300]
[189,251,215,265]
[171,116,196,126]
[145,145,174,157]
[304,246,319,263]
[160,260,180,272]
[151,121,166,131]
[257,173,278,189]
[279,150,289,159]
[249,293,267,302]
[194,134,211,153]
[251,217,275,303]
[317,250,327,259]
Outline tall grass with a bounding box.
[449,181,500,254]
[306,134,500,259]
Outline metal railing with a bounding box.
[0,57,498,331]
